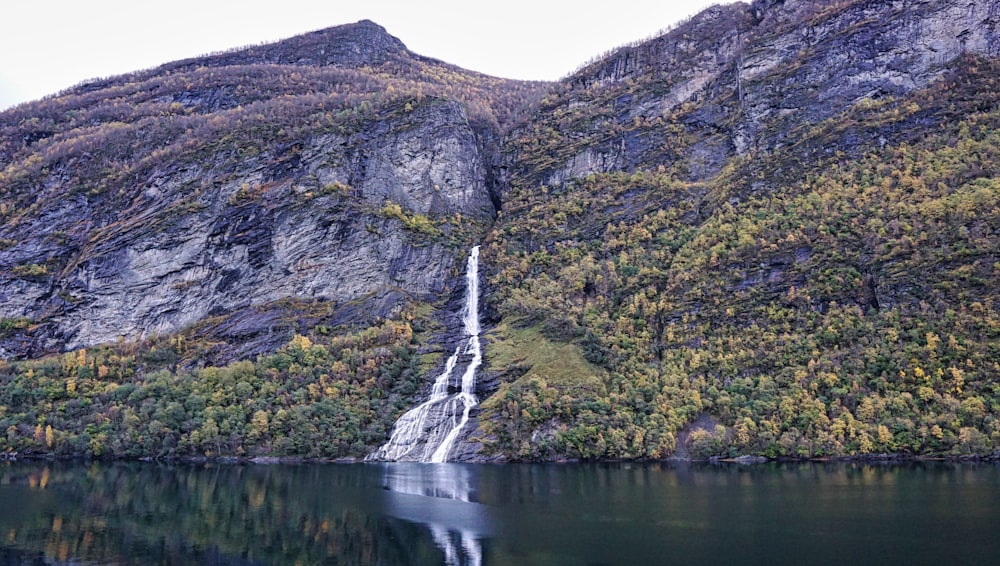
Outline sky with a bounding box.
[0,0,736,110]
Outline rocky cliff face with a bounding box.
[529,0,1000,188]
[734,0,1000,153]
[61,102,489,350]
[0,22,535,360]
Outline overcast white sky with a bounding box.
[0,0,737,110]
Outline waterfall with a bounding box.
[369,246,483,462]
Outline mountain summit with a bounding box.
[173,19,409,70]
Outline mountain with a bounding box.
[0,20,541,359]
[1,0,998,461]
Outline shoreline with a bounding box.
[2,452,998,465]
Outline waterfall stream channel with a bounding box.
[368,246,483,462]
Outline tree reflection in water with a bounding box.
[0,460,465,565]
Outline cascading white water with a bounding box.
[368,246,483,462]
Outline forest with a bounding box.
[479,54,1000,460]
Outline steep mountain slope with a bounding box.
[480,0,1000,460]
[1,0,999,461]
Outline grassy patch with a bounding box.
[379,202,442,239]
[483,321,606,398]
[11,263,48,279]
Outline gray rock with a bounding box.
[542,0,999,183]
[0,99,496,353]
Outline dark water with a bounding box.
[0,460,998,565]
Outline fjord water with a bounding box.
[369,246,483,462]
[1,461,999,565]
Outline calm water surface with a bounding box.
[0,460,997,565]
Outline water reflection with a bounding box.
[0,461,446,565]
[380,463,492,566]
[0,461,998,565]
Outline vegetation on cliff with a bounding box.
[0,306,432,458]
[482,54,1000,460]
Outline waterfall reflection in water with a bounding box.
[380,463,491,566]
